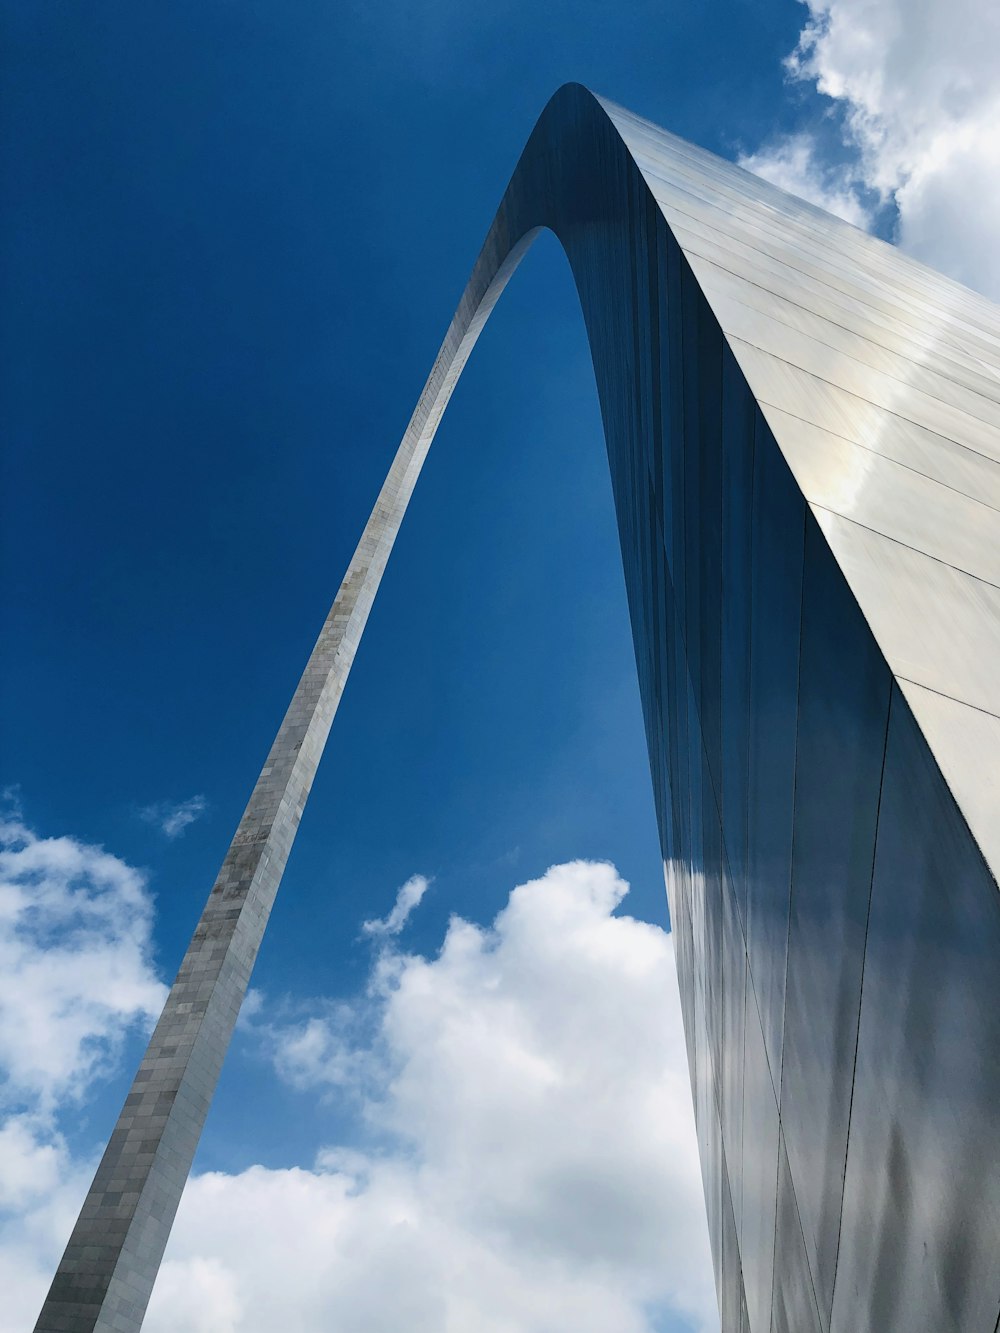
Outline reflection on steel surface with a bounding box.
[35,84,1000,1333]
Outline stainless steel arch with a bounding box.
[35,84,1000,1333]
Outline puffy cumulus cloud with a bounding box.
[145,861,716,1333]
[0,813,166,1111]
[742,0,1000,296]
[0,831,714,1333]
[0,809,167,1329]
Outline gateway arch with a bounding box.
[35,84,1000,1333]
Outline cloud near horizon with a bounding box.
[0,811,167,1331]
[0,812,716,1333]
[148,861,716,1333]
[0,812,166,1114]
[740,0,1000,297]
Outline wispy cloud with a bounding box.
[361,873,430,937]
[139,795,208,840]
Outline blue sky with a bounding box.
[3,1,999,1329]
[2,0,805,974]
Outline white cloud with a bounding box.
[0,818,715,1333]
[139,795,208,839]
[0,810,167,1328]
[0,1120,97,1333]
[0,814,166,1112]
[741,0,1000,296]
[263,1005,376,1093]
[361,872,430,937]
[739,133,870,227]
[147,862,716,1333]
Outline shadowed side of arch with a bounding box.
[35,83,1000,1333]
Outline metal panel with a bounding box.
[780,515,892,1325]
[813,507,1000,718]
[746,415,804,1079]
[732,347,1000,513]
[729,324,1000,464]
[720,1133,749,1333]
[720,867,747,1235]
[682,247,1000,407]
[771,1136,824,1333]
[740,975,779,1333]
[832,688,1000,1333]
[760,405,1000,580]
[896,678,1000,877]
[720,346,755,925]
[693,258,1000,423]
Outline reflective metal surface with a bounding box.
[831,689,1000,1333]
[614,100,1000,1333]
[781,518,891,1321]
[36,84,1000,1333]
[814,507,1000,717]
